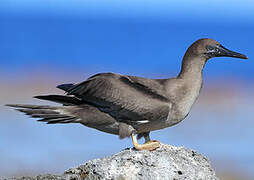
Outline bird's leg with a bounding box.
[143,132,151,143]
[131,132,160,151]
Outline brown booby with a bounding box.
[6,38,247,151]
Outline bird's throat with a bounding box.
[177,55,206,81]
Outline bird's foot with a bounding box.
[134,140,160,151]
[131,133,160,151]
[141,140,161,151]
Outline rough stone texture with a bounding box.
[3,144,219,180]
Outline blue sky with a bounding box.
[1,0,254,22]
[0,0,253,80]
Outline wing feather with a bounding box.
[66,73,170,122]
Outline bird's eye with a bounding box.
[207,46,214,51]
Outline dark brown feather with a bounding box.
[65,73,170,123]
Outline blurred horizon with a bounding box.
[0,1,254,179]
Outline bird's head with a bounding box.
[189,38,247,60]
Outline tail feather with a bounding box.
[30,114,68,118]
[6,104,80,124]
[6,104,52,109]
[16,108,57,115]
[34,95,82,105]
[38,117,77,124]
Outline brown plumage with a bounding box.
[6,38,247,150]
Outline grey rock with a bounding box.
[2,174,63,180]
[3,144,219,180]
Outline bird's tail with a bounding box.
[6,104,80,124]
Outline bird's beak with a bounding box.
[215,45,248,59]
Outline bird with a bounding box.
[6,38,247,151]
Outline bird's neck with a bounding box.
[177,54,207,81]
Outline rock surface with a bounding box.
[3,144,219,180]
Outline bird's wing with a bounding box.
[65,73,170,122]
